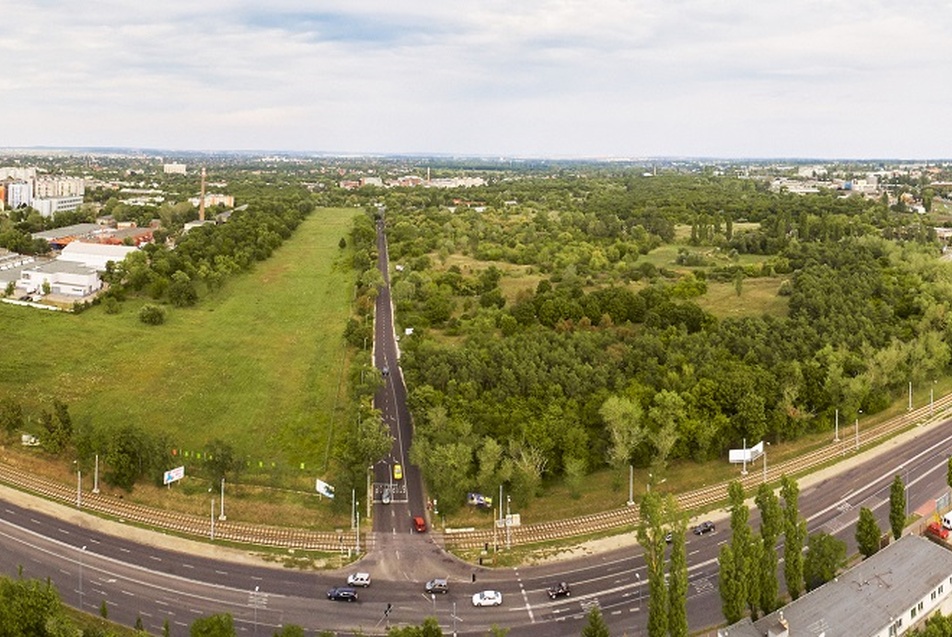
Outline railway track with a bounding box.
[443,394,952,550]
[0,462,356,552]
[2,394,950,554]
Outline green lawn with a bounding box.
[0,207,359,476]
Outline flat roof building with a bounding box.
[724,535,952,637]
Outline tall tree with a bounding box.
[637,490,668,637]
[580,606,611,637]
[754,483,781,614]
[600,395,645,476]
[667,503,689,637]
[718,543,744,625]
[803,532,847,591]
[726,481,756,618]
[780,475,805,600]
[889,474,906,540]
[856,507,882,559]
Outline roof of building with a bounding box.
[26,260,99,276]
[59,241,138,258]
[727,535,952,637]
[31,223,101,241]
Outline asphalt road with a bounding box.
[3,414,951,637]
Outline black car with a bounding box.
[547,582,571,599]
[692,521,716,535]
[327,587,358,602]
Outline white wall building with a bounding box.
[32,196,86,217]
[5,181,32,208]
[163,163,187,175]
[58,241,137,271]
[34,176,85,198]
[18,260,101,297]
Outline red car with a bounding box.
[927,522,949,540]
[413,516,427,533]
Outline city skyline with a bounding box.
[3,1,951,160]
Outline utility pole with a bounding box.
[834,409,839,442]
[627,464,634,506]
[92,454,100,494]
[219,477,226,520]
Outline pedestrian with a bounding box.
[472,572,476,583]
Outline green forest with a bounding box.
[346,172,952,511]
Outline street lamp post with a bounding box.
[506,495,511,550]
[93,454,100,494]
[635,572,641,608]
[855,409,862,451]
[932,381,936,416]
[762,443,770,484]
[834,409,839,442]
[627,465,635,506]
[219,477,226,521]
[210,497,216,541]
[253,585,259,636]
[76,466,82,508]
[79,545,86,611]
[355,506,360,554]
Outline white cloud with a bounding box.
[2,0,951,157]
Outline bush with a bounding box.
[103,297,121,314]
[138,304,167,325]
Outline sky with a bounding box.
[2,1,951,159]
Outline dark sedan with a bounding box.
[692,521,716,535]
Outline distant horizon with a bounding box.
[2,145,950,165]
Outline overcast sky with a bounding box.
[3,1,950,159]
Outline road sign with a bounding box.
[163,466,185,485]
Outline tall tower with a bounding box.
[199,167,207,222]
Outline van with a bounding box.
[942,513,952,531]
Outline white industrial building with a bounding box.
[17,260,101,298]
[57,241,137,271]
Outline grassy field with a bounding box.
[0,208,359,485]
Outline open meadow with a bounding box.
[0,208,359,494]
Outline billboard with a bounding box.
[163,466,185,485]
[315,478,335,499]
[728,441,764,464]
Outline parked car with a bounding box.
[327,587,358,602]
[413,516,427,533]
[927,522,950,540]
[347,572,372,587]
[692,521,716,535]
[425,578,449,594]
[547,582,571,599]
[472,590,503,607]
[393,463,403,481]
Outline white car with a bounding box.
[347,572,372,587]
[472,590,503,607]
